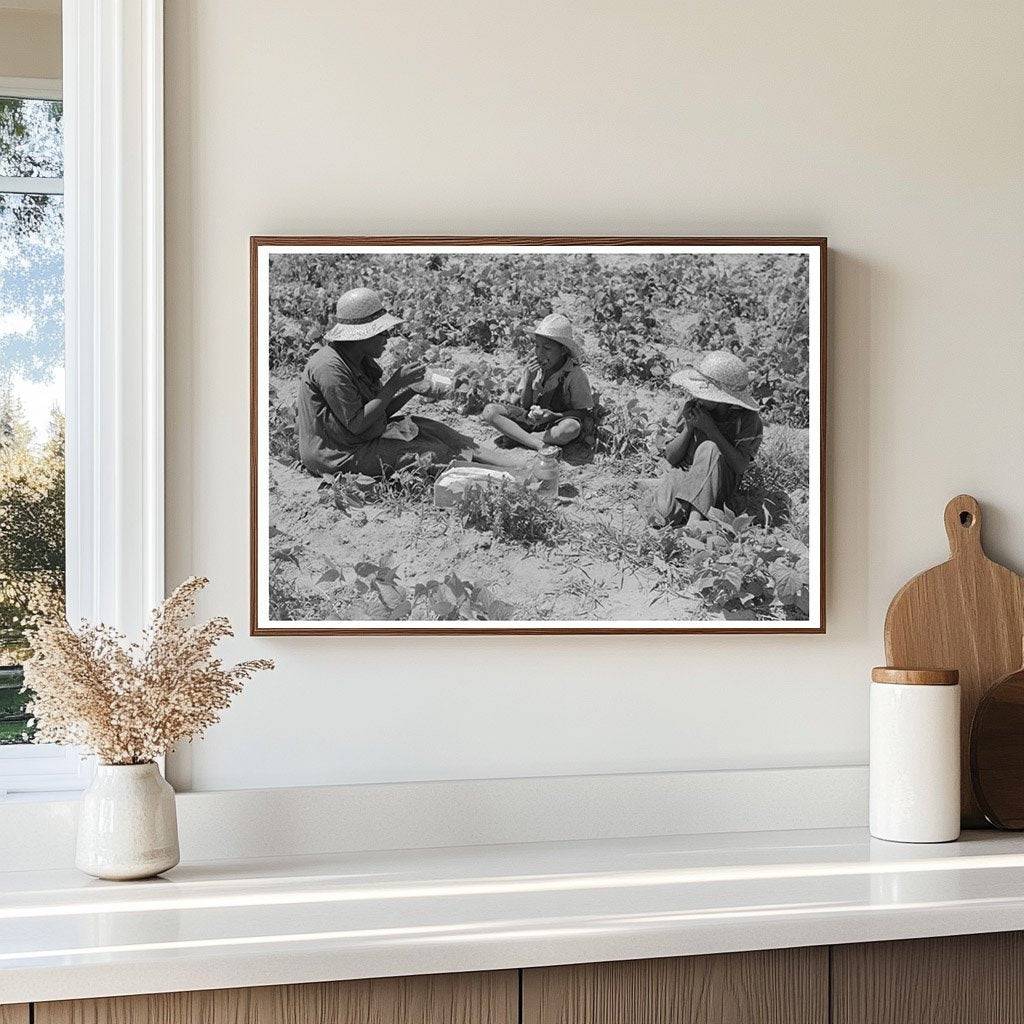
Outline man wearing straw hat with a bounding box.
[297,287,524,478]
[650,350,763,528]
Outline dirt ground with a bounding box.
[269,454,700,624]
[266,334,808,624]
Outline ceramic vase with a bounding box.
[76,762,180,880]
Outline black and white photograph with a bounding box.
[251,238,825,634]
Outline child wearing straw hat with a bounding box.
[297,287,526,478]
[481,313,595,453]
[650,350,763,528]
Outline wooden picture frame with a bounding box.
[251,236,827,635]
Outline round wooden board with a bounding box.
[970,664,1024,829]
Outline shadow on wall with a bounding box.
[827,250,874,631]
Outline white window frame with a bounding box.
[0,0,165,799]
[0,77,61,101]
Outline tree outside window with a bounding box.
[0,94,65,744]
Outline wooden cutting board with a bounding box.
[884,494,1024,826]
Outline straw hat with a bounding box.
[324,288,403,343]
[534,313,585,361]
[669,350,759,412]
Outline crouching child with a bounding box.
[650,351,763,528]
[482,313,595,453]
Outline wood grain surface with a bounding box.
[35,971,517,1024]
[522,948,828,1024]
[970,656,1024,827]
[871,667,959,685]
[832,932,1024,1023]
[0,1006,29,1024]
[249,235,828,637]
[884,494,1024,825]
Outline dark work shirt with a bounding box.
[297,344,385,476]
[516,357,593,415]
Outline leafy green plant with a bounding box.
[268,384,299,464]
[313,553,413,620]
[457,481,565,545]
[787,489,811,548]
[593,395,671,475]
[733,427,809,526]
[451,359,508,415]
[374,451,439,505]
[267,251,811,430]
[383,334,432,368]
[590,519,694,598]
[349,556,413,618]
[598,330,674,384]
[1,400,64,742]
[413,573,515,620]
[594,395,645,459]
[328,453,439,515]
[329,473,376,517]
[681,507,810,620]
[269,538,519,623]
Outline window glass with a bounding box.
[0,98,63,178]
[0,97,64,746]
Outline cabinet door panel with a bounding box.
[36,970,517,1024]
[832,932,1024,1024]
[0,1006,29,1024]
[523,948,828,1024]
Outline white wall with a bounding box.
[0,5,61,80]
[164,0,1024,792]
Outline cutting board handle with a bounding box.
[944,494,983,559]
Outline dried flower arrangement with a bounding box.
[22,577,273,765]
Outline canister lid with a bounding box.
[871,667,959,686]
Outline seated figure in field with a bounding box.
[650,351,763,528]
[481,313,595,454]
[297,287,524,479]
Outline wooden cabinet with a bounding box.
[832,932,1024,1024]
[522,948,828,1024]
[23,932,1024,1024]
[34,971,517,1024]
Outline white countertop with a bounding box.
[4,826,1024,1004]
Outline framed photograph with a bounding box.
[251,236,826,635]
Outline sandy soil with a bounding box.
[268,440,706,623]
[266,306,806,624]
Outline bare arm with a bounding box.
[385,388,417,417]
[517,365,535,408]
[663,425,695,467]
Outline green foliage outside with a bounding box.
[0,397,66,742]
[1,94,66,742]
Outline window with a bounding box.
[0,4,166,797]
[0,80,85,797]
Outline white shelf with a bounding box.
[4,827,1024,1004]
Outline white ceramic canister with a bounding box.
[869,667,960,843]
[76,762,180,880]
